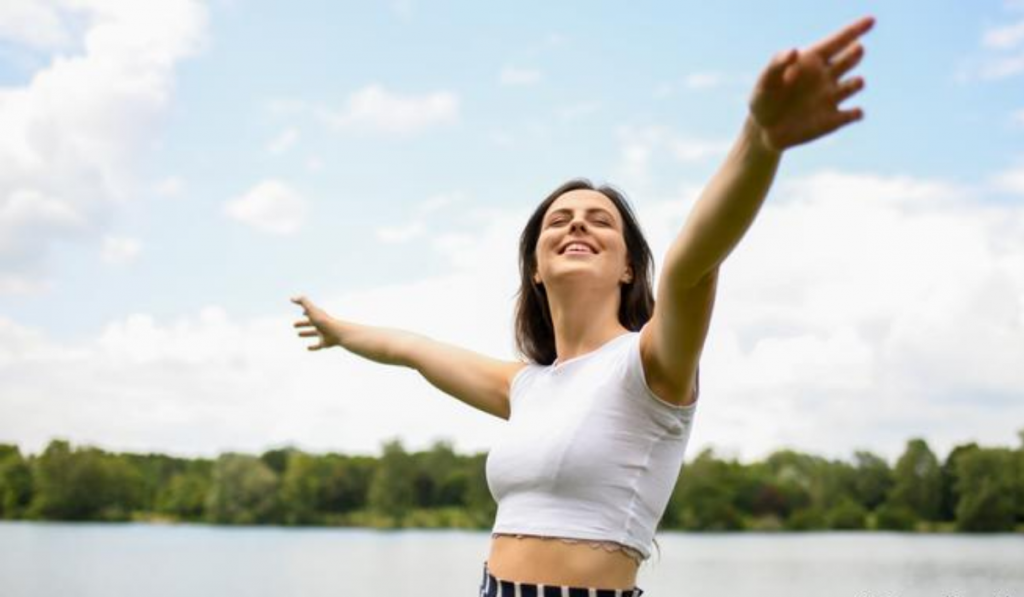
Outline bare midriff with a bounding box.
[487,533,641,590]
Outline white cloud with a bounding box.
[416,192,465,215]
[983,18,1024,49]
[100,235,142,265]
[0,0,75,50]
[668,138,732,162]
[265,97,308,115]
[499,66,542,86]
[224,179,306,236]
[3,170,1023,463]
[266,126,299,155]
[979,52,1024,79]
[654,71,748,99]
[991,160,1024,194]
[375,221,426,244]
[959,11,1024,81]
[153,176,185,198]
[0,0,207,295]
[318,84,459,134]
[613,125,731,188]
[684,71,727,90]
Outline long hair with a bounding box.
[513,178,656,364]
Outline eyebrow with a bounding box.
[545,207,616,221]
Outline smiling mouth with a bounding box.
[560,243,598,255]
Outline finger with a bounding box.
[299,330,320,338]
[762,48,798,90]
[832,76,865,105]
[290,296,310,310]
[824,107,865,134]
[808,16,874,61]
[828,43,864,80]
[294,320,313,328]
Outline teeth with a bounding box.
[565,243,594,254]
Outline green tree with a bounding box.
[280,450,332,524]
[954,448,1017,532]
[411,440,464,508]
[826,497,868,529]
[890,438,941,522]
[939,442,979,522]
[155,460,212,521]
[367,439,416,525]
[462,452,496,526]
[29,441,143,520]
[851,451,893,512]
[206,453,279,524]
[873,502,916,530]
[321,454,373,514]
[0,446,33,518]
[669,448,744,530]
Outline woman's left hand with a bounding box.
[749,16,875,153]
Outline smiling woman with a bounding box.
[291,14,875,596]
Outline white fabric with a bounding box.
[486,327,698,562]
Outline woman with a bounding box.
[291,15,874,596]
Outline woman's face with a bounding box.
[533,189,632,289]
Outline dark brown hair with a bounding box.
[513,178,656,364]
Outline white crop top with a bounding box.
[486,328,698,563]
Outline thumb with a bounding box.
[763,48,798,89]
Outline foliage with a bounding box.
[2,432,1021,534]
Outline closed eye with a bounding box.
[548,218,613,227]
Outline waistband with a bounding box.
[479,561,644,597]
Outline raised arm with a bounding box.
[639,16,875,406]
[664,16,874,288]
[291,296,523,421]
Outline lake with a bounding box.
[0,522,1021,596]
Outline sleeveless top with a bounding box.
[486,329,698,564]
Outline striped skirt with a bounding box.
[479,561,645,597]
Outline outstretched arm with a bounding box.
[639,16,875,405]
[664,15,875,288]
[291,296,523,420]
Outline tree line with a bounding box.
[0,433,1021,532]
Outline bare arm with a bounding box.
[661,116,781,290]
[642,16,874,403]
[290,296,522,420]
[664,16,874,289]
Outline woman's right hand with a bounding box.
[291,295,343,351]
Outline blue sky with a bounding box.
[1,0,1022,462]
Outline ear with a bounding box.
[622,266,633,284]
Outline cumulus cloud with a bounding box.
[0,0,75,50]
[317,84,459,134]
[224,179,306,236]
[0,0,207,295]
[3,170,1022,461]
